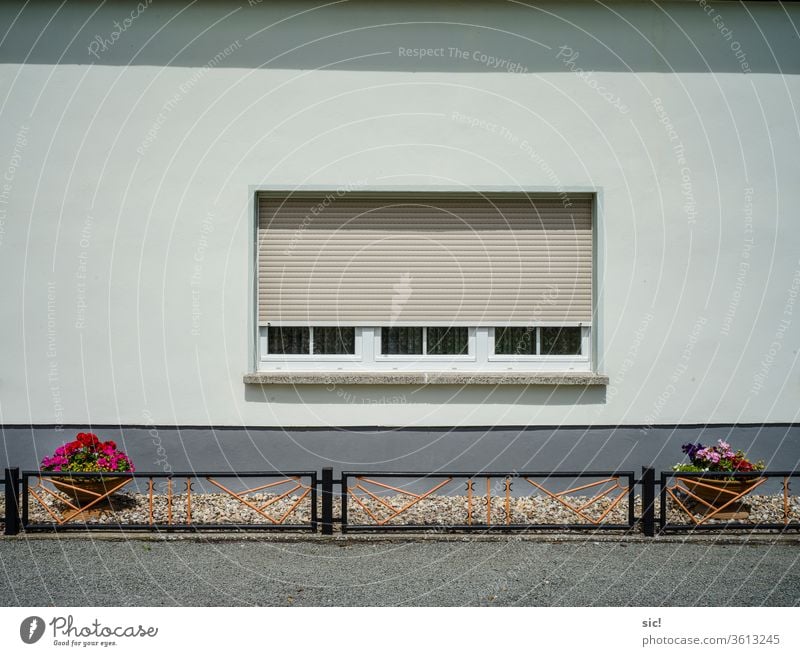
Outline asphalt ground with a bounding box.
[1,536,798,606]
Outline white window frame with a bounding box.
[260,326,363,366]
[375,327,476,362]
[258,325,591,372]
[488,325,590,362]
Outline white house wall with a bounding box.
[0,1,798,427]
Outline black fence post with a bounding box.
[641,466,656,537]
[4,468,20,536]
[321,467,334,535]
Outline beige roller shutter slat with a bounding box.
[258,194,592,325]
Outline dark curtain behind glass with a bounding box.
[494,327,536,355]
[381,327,423,354]
[267,327,310,354]
[426,327,468,355]
[540,327,581,355]
[314,327,355,354]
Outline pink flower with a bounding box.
[41,454,69,471]
[696,448,721,464]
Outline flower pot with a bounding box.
[682,477,758,509]
[50,475,131,505]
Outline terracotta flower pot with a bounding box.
[682,476,758,508]
[50,475,131,505]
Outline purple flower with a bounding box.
[681,442,703,461]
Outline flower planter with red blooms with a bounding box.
[40,432,135,504]
[673,439,765,512]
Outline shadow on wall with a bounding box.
[244,383,607,407]
[1,0,797,74]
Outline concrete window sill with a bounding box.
[243,372,609,386]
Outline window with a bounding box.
[380,327,469,356]
[494,327,536,356]
[262,326,359,360]
[256,193,593,373]
[493,326,583,356]
[314,327,355,355]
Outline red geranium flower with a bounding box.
[76,432,101,450]
[40,431,134,473]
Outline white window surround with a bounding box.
[249,185,604,383]
[261,326,362,361]
[258,326,591,373]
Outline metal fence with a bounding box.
[0,470,7,532]
[658,470,800,533]
[3,468,19,535]
[339,471,636,533]
[3,466,799,536]
[19,470,317,533]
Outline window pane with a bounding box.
[494,327,536,355]
[313,327,355,355]
[267,327,309,355]
[426,327,468,355]
[540,327,582,355]
[381,327,423,355]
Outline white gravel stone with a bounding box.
[17,487,800,531]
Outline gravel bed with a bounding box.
[346,493,631,526]
[26,492,315,527]
[663,494,800,525]
[20,488,800,530]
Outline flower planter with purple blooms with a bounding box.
[673,439,765,510]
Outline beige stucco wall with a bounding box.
[0,1,798,426]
